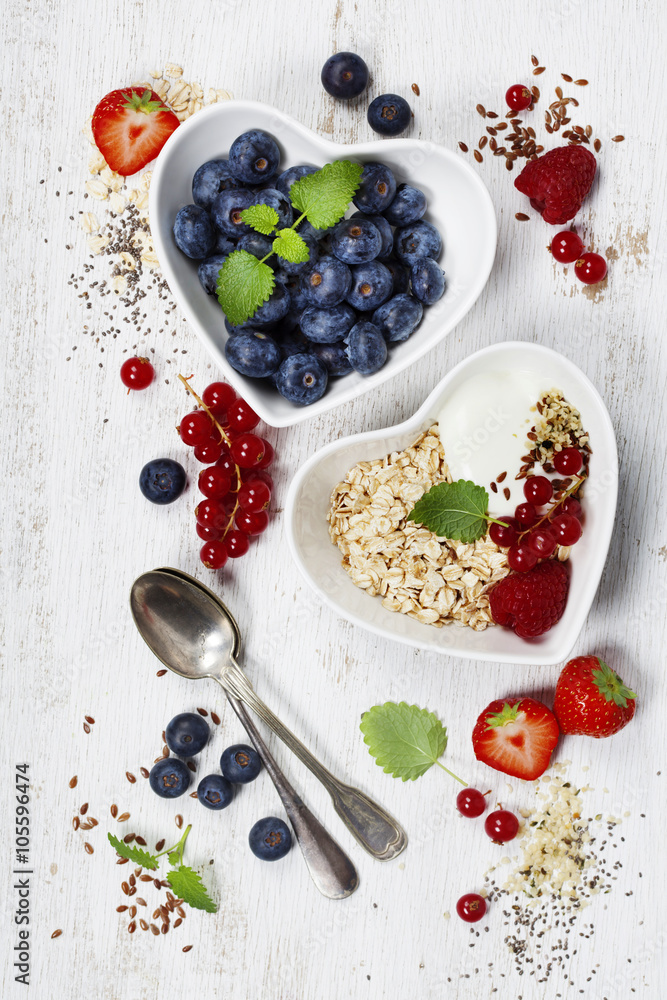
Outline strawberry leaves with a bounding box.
[591,659,636,708]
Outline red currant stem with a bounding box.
[516,474,586,541]
[434,760,468,786]
[177,374,240,539]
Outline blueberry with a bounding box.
[211,188,254,238]
[225,332,281,377]
[273,329,313,365]
[139,458,186,505]
[394,220,442,264]
[297,219,334,242]
[301,255,352,308]
[275,354,328,405]
[220,744,262,784]
[248,817,292,861]
[372,293,424,342]
[311,341,353,376]
[301,302,357,343]
[149,758,191,799]
[351,211,393,259]
[250,283,291,325]
[383,184,427,226]
[274,268,310,312]
[345,321,387,374]
[346,261,393,311]
[237,232,275,263]
[277,233,318,276]
[197,254,228,295]
[383,258,410,293]
[253,187,293,229]
[367,93,412,136]
[321,52,369,99]
[225,316,276,336]
[410,258,446,304]
[275,164,318,198]
[229,130,280,185]
[197,774,234,810]
[173,204,215,259]
[192,159,240,210]
[165,712,209,756]
[330,217,382,264]
[353,163,397,214]
[214,232,237,255]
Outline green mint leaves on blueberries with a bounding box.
[107,824,217,913]
[408,479,505,543]
[216,159,363,325]
[360,702,466,784]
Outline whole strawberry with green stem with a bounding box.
[554,656,637,737]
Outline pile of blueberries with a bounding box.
[172,128,446,406]
[149,712,292,861]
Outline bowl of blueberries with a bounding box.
[149,98,497,427]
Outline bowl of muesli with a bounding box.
[285,341,617,664]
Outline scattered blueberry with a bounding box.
[346,260,393,311]
[229,129,280,185]
[331,217,382,264]
[197,254,228,295]
[353,162,397,214]
[275,164,317,198]
[173,205,215,259]
[192,159,240,210]
[237,232,275,262]
[210,188,254,237]
[301,255,352,308]
[367,93,412,136]
[394,220,442,264]
[311,341,353,376]
[372,293,424,342]
[149,758,191,799]
[165,712,210,756]
[225,332,281,377]
[275,354,328,404]
[383,184,427,226]
[220,744,262,784]
[197,773,234,810]
[346,321,388,374]
[351,211,393,259]
[248,816,293,861]
[321,52,369,99]
[410,258,446,304]
[301,302,357,343]
[139,459,186,505]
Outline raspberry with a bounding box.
[489,560,569,638]
[514,145,596,225]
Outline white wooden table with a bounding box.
[3,0,666,997]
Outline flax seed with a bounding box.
[69,775,78,788]
[177,906,186,919]
[533,66,545,75]
[136,897,147,906]
[129,905,137,918]
[140,919,149,931]
[505,159,513,170]
[161,923,169,934]
[411,83,420,96]
[154,878,162,890]
[126,771,136,783]
[182,945,193,953]
[561,73,573,82]
[211,712,221,725]
[175,814,183,829]
[136,835,147,846]
[140,874,153,882]
[128,920,136,934]
[139,767,149,778]
[174,917,182,928]
[486,111,498,119]
[156,669,167,677]
[118,812,130,822]
[80,802,88,815]
[531,54,538,66]
[485,126,497,136]
[72,816,80,830]
[110,804,118,818]
[594,138,601,151]
[476,104,486,117]
[612,135,624,142]
[83,723,91,734]
[123,833,135,844]
[122,882,130,895]
[51,929,63,939]
[574,79,588,86]
[196,707,208,717]
[531,86,540,100]
[150,924,160,936]
[116,858,129,865]
[503,487,511,501]
[85,715,95,725]
[496,471,507,483]
[478,136,488,149]
[515,213,529,221]
[458,141,468,152]
[116,905,128,912]
[155,838,165,851]
[129,874,136,887]
[490,482,498,493]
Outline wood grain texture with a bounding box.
[1,0,666,997]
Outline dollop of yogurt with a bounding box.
[436,370,547,517]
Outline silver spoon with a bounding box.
[130,569,407,863]
[151,568,358,899]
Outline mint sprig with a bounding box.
[290,160,363,229]
[240,203,280,236]
[407,479,505,543]
[272,228,310,263]
[107,833,159,870]
[360,702,466,784]
[216,250,274,326]
[167,866,217,913]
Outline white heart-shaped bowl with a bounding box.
[285,342,618,664]
[149,100,497,428]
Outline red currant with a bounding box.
[484,809,519,843]
[551,513,582,546]
[514,502,538,528]
[198,466,232,499]
[230,433,265,469]
[526,527,557,558]
[505,84,532,111]
[523,476,553,506]
[560,496,582,519]
[200,540,228,570]
[550,230,584,264]
[227,398,260,432]
[575,252,607,284]
[235,509,269,536]
[489,517,519,548]
[196,522,221,542]
[216,452,240,483]
[553,448,582,475]
[202,381,236,418]
[180,410,215,446]
[120,356,155,391]
[256,439,274,469]
[238,480,271,513]
[507,544,538,572]
[456,788,487,818]
[195,498,234,532]
[224,530,250,558]
[194,439,223,464]
[456,893,487,923]
[241,468,274,492]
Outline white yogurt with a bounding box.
[436,370,547,516]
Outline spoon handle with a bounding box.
[218,682,359,900]
[219,665,407,862]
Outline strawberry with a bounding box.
[472,698,559,781]
[91,88,180,176]
[553,656,637,737]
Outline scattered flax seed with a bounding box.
[126,772,137,784]
[175,814,183,829]
[575,79,588,85]
[154,878,162,890]
[531,54,539,66]
[531,86,540,100]
[458,141,468,152]
[555,86,563,99]
[118,812,130,822]
[486,111,498,119]
[69,775,78,788]
[186,760,197,772]
[72,816,80,831]
[533,66,545,75]
[150,924,160,936]
[505,160,513,170]
[83,723,91,734]
[116,905,128,912]
[136,835,147,846]
[503,487,511,501]
[612,135,625,142]
[85,716,95,725]
[84,843,94,854]
[155,839,166,851]
[156,669,167,677]
[411,83,420,96]
[136,897,147,906]
[476,103,486,117]
[117,858,129,865]
[140,919,149,931]
[183,945,193,953]
[128,921,137,934]
[490,482,498,493]
[189,791,198,798]
[515,213,529,221]
[140,874,153,882]
[140,767,150,779]
[561,72,573,82]
[196,708,208,717]
[594,138,602,151]
[80,803,89,815]
[177,905,186,919]
[51,929,63,939]
[210,712,221,726]
[110,804,118,818]
[174,917,182,928]
[496,471,507,483]
[129,905,137,918]
[123,833,135,844]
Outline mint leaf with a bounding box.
[167,851,181,866]
[272,228,310,264]
[240,203,279,236]
[108,833,159,870]
[167,865,217,913]
[407,479,490,543]
[217,250,275,326]
[360,702,448,781]
[290,160,363,229]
